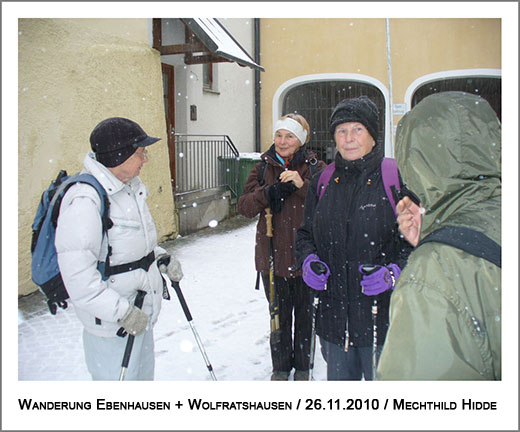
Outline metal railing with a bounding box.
[174,134,240,198]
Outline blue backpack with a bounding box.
[31,170,112,314]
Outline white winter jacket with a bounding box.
[55,153,166,337]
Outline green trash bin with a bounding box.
[237,153,262,198]
[217,155,238,193]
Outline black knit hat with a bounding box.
[90,117,161,168]
[329,96,379,141]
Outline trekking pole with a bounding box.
[119,289,147,381]
[170,280,217,381]
[309,295,319,381]
[308,261,328,381]
[371,299,378,380]
[360,265,380,380]
[265,208,281,344]
[157,254,217,381]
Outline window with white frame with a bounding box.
[411,76,501,121]
[203,63,218,92]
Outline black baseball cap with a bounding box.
[90,117,161,168]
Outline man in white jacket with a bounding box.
[55,117,182,380]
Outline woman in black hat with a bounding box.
[296,97,412,380]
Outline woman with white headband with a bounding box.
[238,113,326,380]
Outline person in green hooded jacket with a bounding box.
[377,91,501,380]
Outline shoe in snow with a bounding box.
[270,371,290,381]
[294,370,310,381]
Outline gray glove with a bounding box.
[118,305,148,336]
[157,253,184,282]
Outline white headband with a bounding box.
[273,117,307,146]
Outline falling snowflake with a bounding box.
[180,339,194,353]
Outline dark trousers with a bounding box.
[320,338,383,381]
[261,273,314,372]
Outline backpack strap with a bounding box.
[50,173,112,232]
[381,157,401,216]
[419,226,501,268]
[103,250,156,277]
[316,158,401,212]
[316,162,336,200]
[257,160,268,186]
[73,174,112,232]
[305,150,320,179]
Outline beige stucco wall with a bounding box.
[19,18,177,296]
[259,18,501,151]
[259,18,387,150]
[389,19,501,105]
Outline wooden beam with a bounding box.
[159,42,206,56]
[152,19,240,67]
[152,18,162,51]
[184,53,233,65]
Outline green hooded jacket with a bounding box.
[377,92,501,380]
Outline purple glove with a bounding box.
[302,254,330,291]
[358,264,401,296]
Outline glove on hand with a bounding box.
[302,254,330,291]
[118,305,148,336]
[359,264,401,296]
[157,253,184,282]
[265,182,297,214]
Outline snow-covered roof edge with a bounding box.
[185,18,265,72]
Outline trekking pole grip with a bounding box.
[171,281,193,322]
[265,208,273,238]
[120,289,147,379]
[133,289,147,309]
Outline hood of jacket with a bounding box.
[395,91,501,244]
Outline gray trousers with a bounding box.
[83,328,155,380]
[320,337,382,381]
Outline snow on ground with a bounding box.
[18,216,326,381]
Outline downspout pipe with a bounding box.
[385,18,395,157]
[254,18,261,153]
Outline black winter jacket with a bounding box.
[296,145,412,348]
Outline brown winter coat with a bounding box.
[238,145,325,278]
